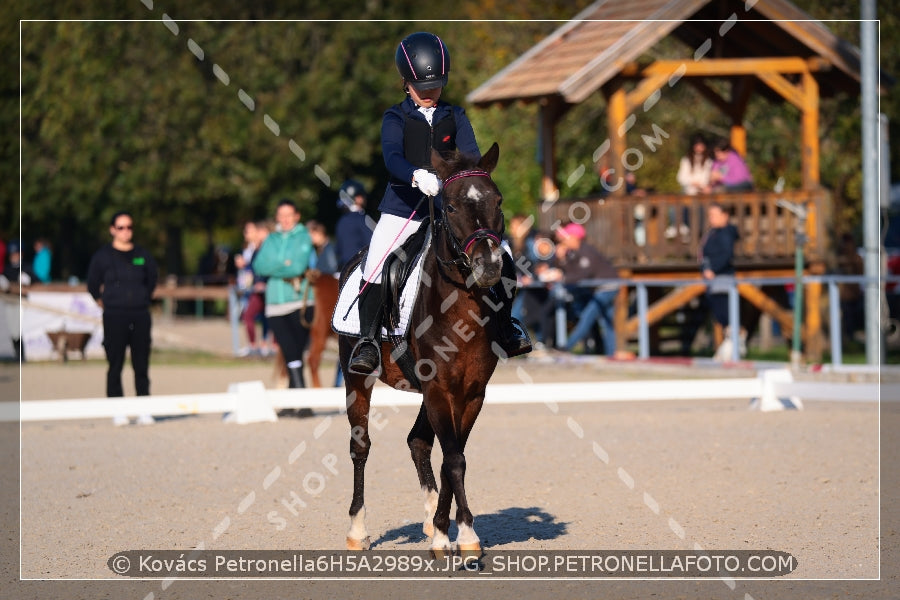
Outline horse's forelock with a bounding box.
[438,150,481,176]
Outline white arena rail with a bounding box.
[2,369,892,424]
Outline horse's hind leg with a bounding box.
[345,370,375,550]
[407,403,438,538]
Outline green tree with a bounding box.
[6,0,897,281]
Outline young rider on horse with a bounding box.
[348,31,532,375]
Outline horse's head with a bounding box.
[432,142,504,288]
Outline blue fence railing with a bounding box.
[535,274,899,364]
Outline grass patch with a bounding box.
[150,348,254,367]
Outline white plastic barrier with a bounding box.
[2,370,893,424]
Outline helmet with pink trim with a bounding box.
[395,32,450,91]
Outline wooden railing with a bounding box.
[539,189,831,271]
[5,281,231,318]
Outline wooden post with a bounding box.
[801,70,820,189]
[604,82,628,197]
[730,124,746,156]
[539,96,563,200]
[805,261,826,361]
[615,269,631,352]
[163,274,177,319]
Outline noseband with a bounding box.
[434,169,504,272]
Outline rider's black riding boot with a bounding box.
[493,254,533,358]
[287,364,306,389]
[286,365,314,416]
[348,283,383,375]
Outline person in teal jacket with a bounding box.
[32,238,52,283]
[252,199,315,390]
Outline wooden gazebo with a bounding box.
[467,0,877,360]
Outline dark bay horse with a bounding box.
[338,143,509,555]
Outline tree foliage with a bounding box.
[4,0,896,280]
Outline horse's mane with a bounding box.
[437,149,481,175]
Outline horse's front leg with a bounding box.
[407,403,438,538]
[345,375,374,550]
[428,393,485,556]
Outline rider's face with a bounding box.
[408,84,442,108]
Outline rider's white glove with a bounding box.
[412,169,442,197]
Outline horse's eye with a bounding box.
[446,204,457,214]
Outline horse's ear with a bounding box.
[478,142,500,174]
[431,149,452,180]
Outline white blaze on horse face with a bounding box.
[466,184,483,201]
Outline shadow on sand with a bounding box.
[372,506,568,548]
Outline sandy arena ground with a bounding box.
[5,317,898,599]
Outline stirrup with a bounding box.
[348,337,381,375]
[501,319,533,358]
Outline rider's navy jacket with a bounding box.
[378,97,480,221]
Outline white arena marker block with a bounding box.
[753,368,803,412]
[223,381,277,424]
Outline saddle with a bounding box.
[381,217,432,331]
[332,220,432,339]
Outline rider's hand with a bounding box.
[412,169,442,197]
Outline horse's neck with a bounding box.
[422,251,493,317]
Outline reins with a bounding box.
[432,169,504,273]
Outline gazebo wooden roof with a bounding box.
[466,0,888,361]
[467,0,878,198]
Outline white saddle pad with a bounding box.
[331,248,428,338]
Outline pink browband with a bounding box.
[442,169,490,187]
[463,229,501,254]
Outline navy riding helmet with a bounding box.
[395,32,449,91]
[337,179,367,211]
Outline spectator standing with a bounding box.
[676,133,713,195]
[0,240,26,360]
[709,138,753,192]
[32,238,52,283]
[672,132,713,239]
[235,221,272,357]
[700,202,744,359]
[252,199,316,392]
[2,241,31,287]
[306,220,340,277]
[307,219,343,387]
[86,211,158,425]
[334,179,374,271]
[542,223,619,357]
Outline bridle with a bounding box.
[431,169,504,272]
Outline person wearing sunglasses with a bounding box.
[86,211,158,425]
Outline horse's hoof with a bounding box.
[423,520,434,538]
[346,536,371,551]
[457,542,482,559]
